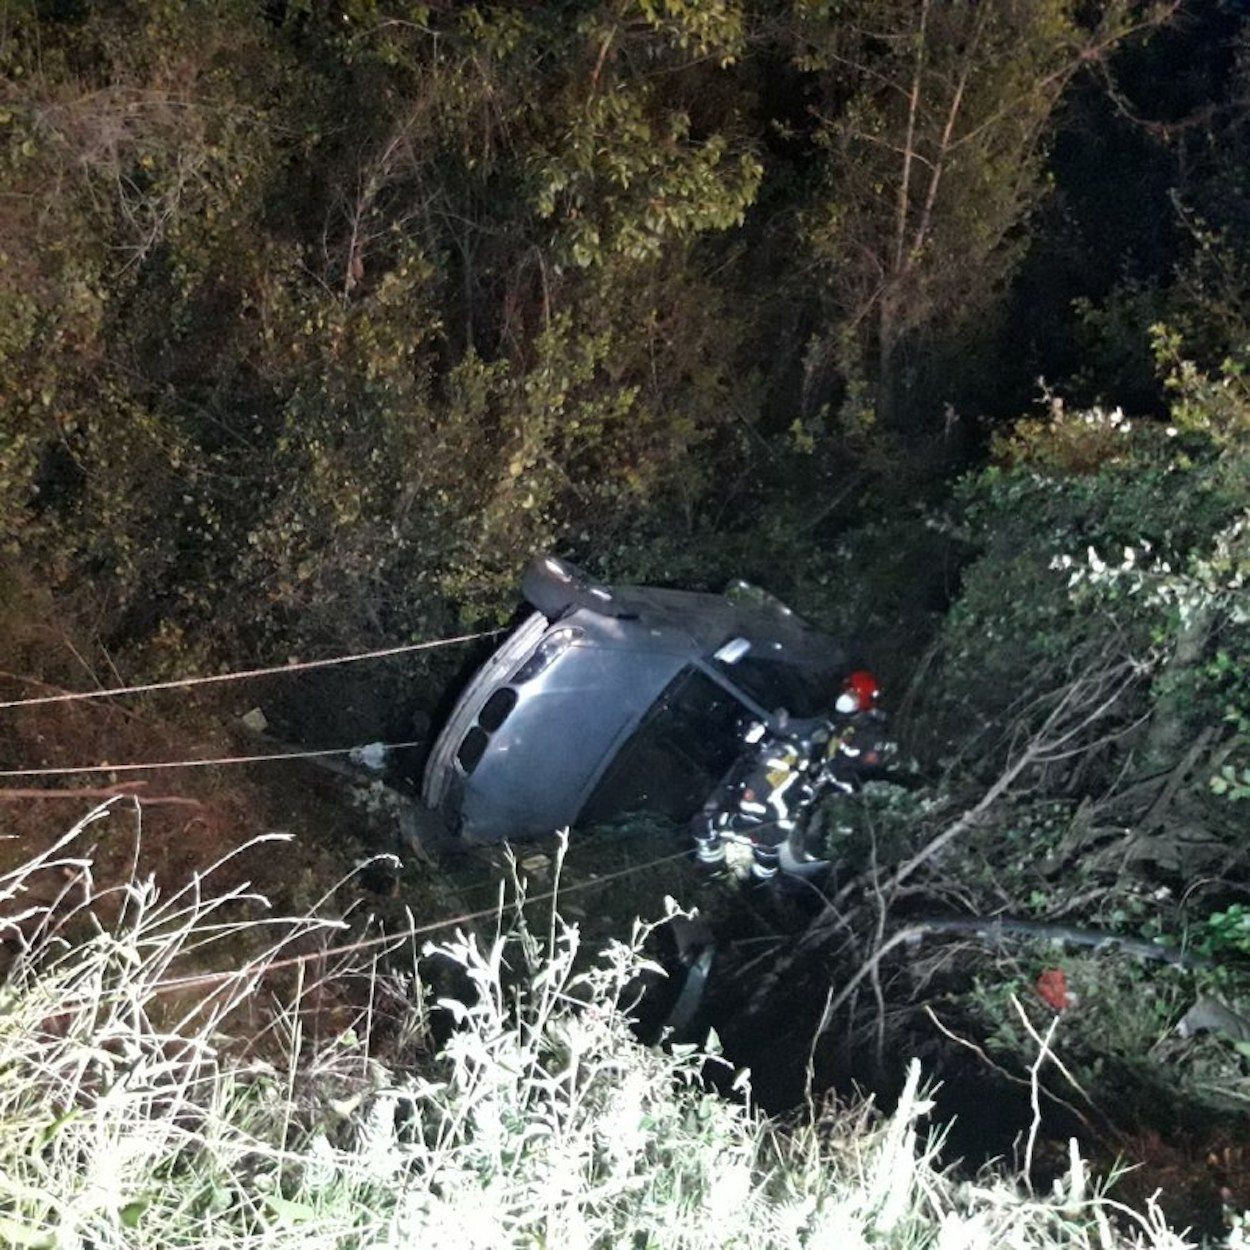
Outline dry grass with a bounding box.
[0,805,1208,1249]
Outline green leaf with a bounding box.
[0,1216,53,1248]
[37,1107,80,1146]
[120,1198,150,1229]
[265,1195,317,1224]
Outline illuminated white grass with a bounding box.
[0,806,1198,1249]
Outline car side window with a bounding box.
[580,666,749,825]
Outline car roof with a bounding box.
[563,584,838,666]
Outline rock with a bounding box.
[519,852,551,879]
[240,707,268,734]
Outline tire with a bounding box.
[399,802,454,857]
[520,555,615,618]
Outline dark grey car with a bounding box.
[422,557,847,846]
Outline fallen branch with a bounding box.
[810,914,1209,1043]
[1140,725,1216,831]
[0,785,203,808]
[905,914,1209,969]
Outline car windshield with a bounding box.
[712,652,836,718]
[580,666,750,826]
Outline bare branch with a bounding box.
[893,0,929,275]
[908,0,988,264]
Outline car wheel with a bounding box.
[521,555,615,618]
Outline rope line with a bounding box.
[0,630,498,712]
[152,848,695,997]
[0,740,425,779]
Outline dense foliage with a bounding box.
[1,0,1207,680]
[788,352,1250,1193]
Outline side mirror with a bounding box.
[713,636,751,664]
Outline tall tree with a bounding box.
[794,0,1176,432]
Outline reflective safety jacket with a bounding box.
[697,724,818,849]
[818,709,892,788]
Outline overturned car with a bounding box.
[421,557,852,848]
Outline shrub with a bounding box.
[916,356,1250,787]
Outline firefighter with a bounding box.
[820,669,892,794]
[692,670,891,882]
[691,711,819,882]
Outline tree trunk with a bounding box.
[1138,602,1215,774]
[876,297,901,430]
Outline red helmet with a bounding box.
[835,669,880,714]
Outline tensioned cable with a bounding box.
[150,847,696,997]
[0,740,425,779]
[0,629,499,711]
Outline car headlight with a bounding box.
[512,626,582,683]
